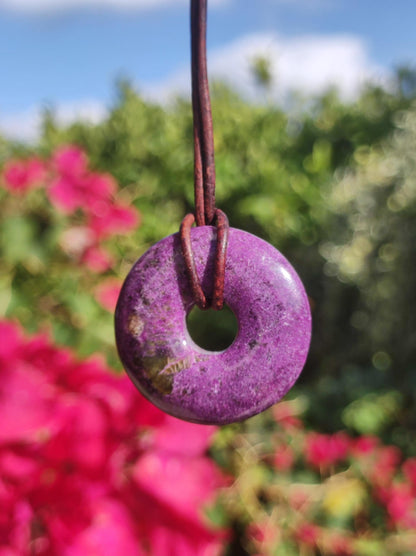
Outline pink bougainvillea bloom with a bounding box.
[87,201,139,240]
[48,172,116,214]
[305,432,350,471]
[0,320,21,363]
[3,158,46,193]
[48,175,84,213]
[0,355,57,443]
[132,450,225,524]
[94,277,123,312]
[376,483,416,529]
[64,498,145,556]
[48,146,117,214]
[274,445,295,472]
[143,522,225,556]
[294,523,321,547]
[369,445,402,486]
[0,319,227,556]
[82,244,114,272]
[2,146,140,275]
[350,435,379,457]
[52,145,87,178]
[148,415,217,458]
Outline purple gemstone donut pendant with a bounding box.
[115,226,311,425]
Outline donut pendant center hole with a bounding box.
[186,303,238,352]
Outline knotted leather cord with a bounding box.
[180,0,229,311]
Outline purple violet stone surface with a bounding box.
[115,226,311,425]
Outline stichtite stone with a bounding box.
[115,226,311,425]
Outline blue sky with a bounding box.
[1,0,415,140]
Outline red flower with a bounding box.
[350,435,379,457]
[305,432,350,471]
[2,158,45,193]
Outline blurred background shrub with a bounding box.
[2,67,416,554]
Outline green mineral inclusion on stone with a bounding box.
[139,354,194,395]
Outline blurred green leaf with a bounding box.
[2,215,36,265]
[342,391,402,435]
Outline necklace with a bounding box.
[115,0,311,425]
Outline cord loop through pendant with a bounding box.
[180,208,229,311]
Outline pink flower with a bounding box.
[294,523,321,547]
[0,320,22,364]
[132,451,224,522]
[48,172,116,214]
[274,445,295,472]
[376,483,416,529]
[94,277,122,312]
[82,245,113,272]
[2,146,141,275]
[369,445,402,486]
[350,435,379,457]
[147,415,217,458]
[87,201,139,240]
[305,432,350,471]
[53,145,87,178]
[0,352,57,443]
[2,158,45,193]
[64,498,145,556]
[48,146,116,214]
[0,319,228,556]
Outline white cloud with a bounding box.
[0,99,107,142]
[144,32,387,104]
[0,32,387,142]
[0,0,226,13]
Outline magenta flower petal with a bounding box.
[2,158,45,193]
[53,146,87,178]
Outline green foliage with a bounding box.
[342,391,403,435]
[3,71,416,445]
[3,67,416,555]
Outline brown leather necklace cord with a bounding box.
[191,0,215,226]
[180,0,229,311]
